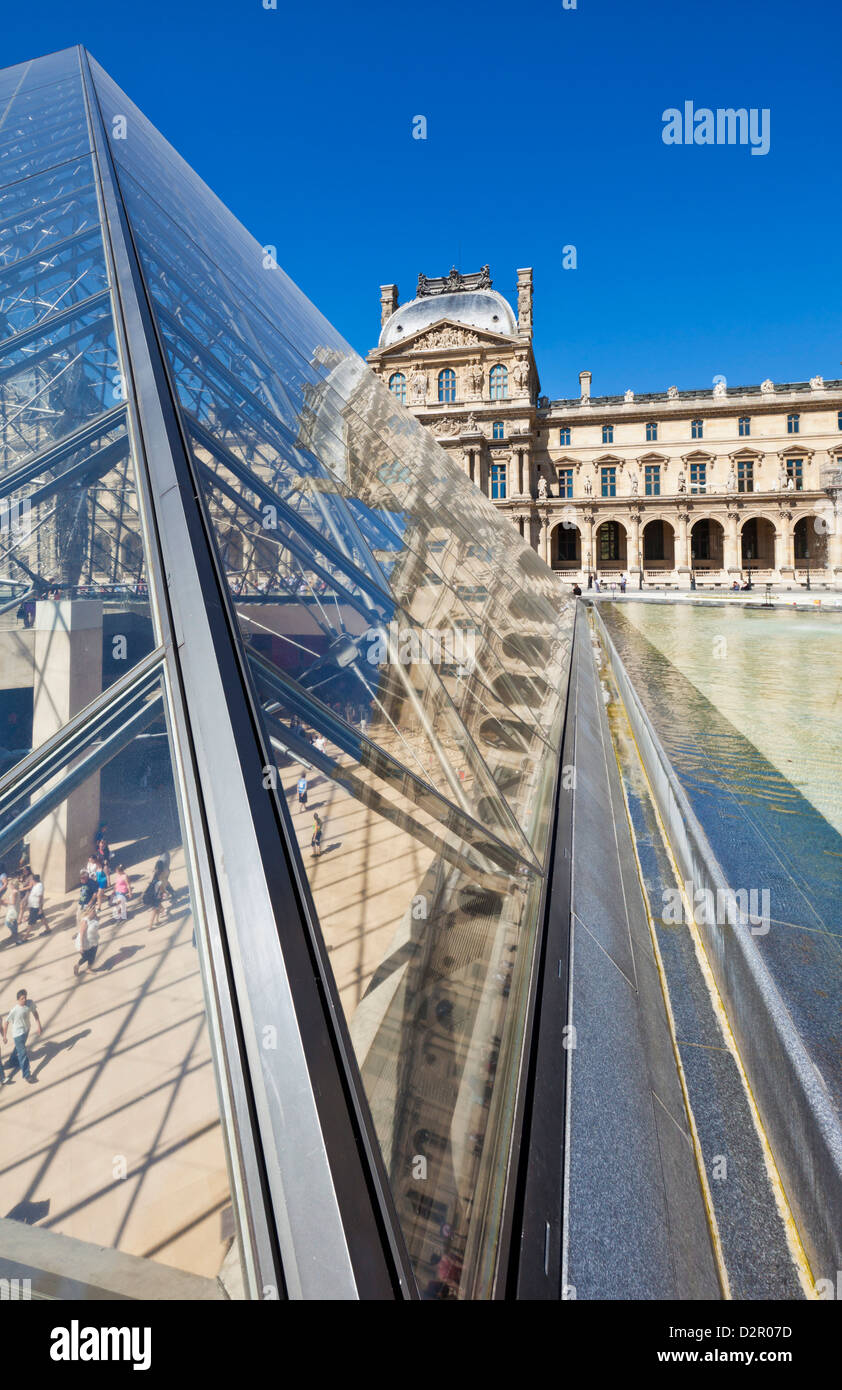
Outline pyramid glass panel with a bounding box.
[0,56,154,787]
[0,47,576,1300]
[0,668,245,1297]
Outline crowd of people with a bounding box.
[0,820,177,1089]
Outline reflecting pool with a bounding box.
[599,600,842,1112]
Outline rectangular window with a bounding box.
[691,419,703,439]
[600,465,616,498]
[737,459,754,492]
[786,457,803,490]
[787,413,800,434]
[646,422,658,442]
[644,464,660,496]
[689,462,706,494]
[491,463,507,500]
[559,426,571,445]
[602,424,614,444]
[557,467,573,498]
[739,416,751,437]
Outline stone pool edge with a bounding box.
[589,600,842,1287]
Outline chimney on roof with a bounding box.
[516,268,533,337]
[579,370,592,400]
[380,284,398,328]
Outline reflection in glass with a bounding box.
[0,674,245,1297]
[84,52,576,1296]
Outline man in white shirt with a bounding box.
[26,875,49,936]
[2,989,42,1084]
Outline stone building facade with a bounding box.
[367,267,842,586]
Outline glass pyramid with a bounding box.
[0,47,573,1300]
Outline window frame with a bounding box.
[388,371,406,405]
[489,364,508,401]
[438,368,456,404]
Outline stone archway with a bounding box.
[691,517,725,570]
[595,519,627,571]
[793,515,829,569]
[741,516,775,569]
[642,518,675,571]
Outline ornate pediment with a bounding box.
[414,324,483,349]
[372,317,518,359]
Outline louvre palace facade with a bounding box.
[367,268,842,586]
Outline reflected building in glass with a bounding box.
[0,47,575,1299]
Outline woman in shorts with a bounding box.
[74,906,100,977]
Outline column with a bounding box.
[784,515,796,571]
[584,513,595,576]
[29,600,103,895]
[540,511,550,565]
[677,512,690,573]
[725,511,739,572]
[828,493,842,574]
[630,512,641,577]
[517,449,524,496]
[773,517,786,574]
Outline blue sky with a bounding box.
[4,0,840,399]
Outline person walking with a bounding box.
[110,864,132,922]
[144,862,172,930]
[4,894,20,946]
[311,811,323,858]
[77,870,97,928]
[93,857,110,909]
[74,905,100,977]
[25,874,49,937]
[297,774,308,809]
[2,989,42,1082]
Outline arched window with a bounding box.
[492,421,505,440]
[787,412,800,434]
[489,364,508,401]
[388,371,406,404]
[438,368,456,403]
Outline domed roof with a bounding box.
[379,288,517,348]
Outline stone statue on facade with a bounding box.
[713,379,727,399]
[725,465,737,493]
[624,389,634,403]
[537,474,548,500]
[513,357,530,394]
[468,361,484,397]
[676,470,687,494]
[630,473,639,495]
[410,367,427,404]
[583,475,593,497]
[668,385,679,400]
[810,375,825,391]
[761,378,775,394]
[776,465,787,491]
